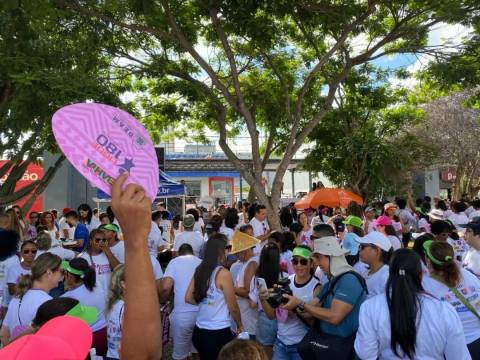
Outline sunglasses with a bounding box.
[23,249,37,254]
[94,238,107,243]
[292,258,309,266]
[225,245,232,250]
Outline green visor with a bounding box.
[62,261,85,277]
[66,303,98,325]
[99,223,119,232]
[423,240,453,266]
[342,215,363,229]
[292,247,312,259]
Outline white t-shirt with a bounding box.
[0,256,19,306]
[355,293,470,360]
[398,209,416,231]
[463,247,480,277]
[448,237,469,263]
[173,231,204,257]
[229,261,243,283]
[110,241,125,264]
[18,289,52,326]
[148,221,167,257]
[36,247,75,261]
[80,252,112,295]
[163,255,201,313]
[62,284,107,332]
[249,217,269,238]
[363,265,389,299]
[159,219,172,243]
[47,228,61,247]
[84,217,101,233]
[3,297,20,331]
[277,274,319,345]
[466,206,475,217]
[469,210,480,220]
[423,268,480,344]
[59,217,75,240]
[6,262,31,286]
[387,235,402,250]
[193,218,204,233]
[150,255,163,280]
[107,299,124,359]
[219,226,235,241]
[448,213,469,232]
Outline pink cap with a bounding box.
[0,316,92,359]
[375,215,392,227]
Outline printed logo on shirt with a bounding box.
[95,263,111,275]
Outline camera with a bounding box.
[267,277,293,308]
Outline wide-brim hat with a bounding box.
[312,236,348,257]
[230,230,260,254]
[428,209,444,220]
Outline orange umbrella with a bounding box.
[294,188,363,210]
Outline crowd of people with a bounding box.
[1,192,480,359]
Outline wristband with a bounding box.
[297,301,306,312]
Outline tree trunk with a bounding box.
[21,155,65,213]
[247,187,256,203]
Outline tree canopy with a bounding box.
[0,1,119,209]
[52,0,480,226]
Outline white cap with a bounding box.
[428,209,444,220]
[357,231,392,252]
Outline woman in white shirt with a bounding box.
[297,212,313,248]
[78,204,101,233]
[35,231,75,261]
[355,249,470,359]
[39,211,60,247]
[6,253,63,341]
[186,233,243,360]
[79,229,120,295]
[357,231,392,298]
[422,240,480,358]
[62,258,108,356]
[106,264,125,360]
[7,241,37,297]
[260,246,321,360]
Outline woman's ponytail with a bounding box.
[386,249,423,359]
[17,274,33,299]
[83,267,96,291]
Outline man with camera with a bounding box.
[278,226,367,360]
[259,245,320,360]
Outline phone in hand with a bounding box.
[257,277,268,293]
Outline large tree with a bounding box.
[0,1,119,210]
[302,66,429,200]
[415,89,480,199]
[57,0,479,228]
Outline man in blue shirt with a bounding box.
[282,224,366,338]
[64,210,89,252]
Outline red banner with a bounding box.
[0,161,44,215]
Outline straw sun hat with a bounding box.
[229,231,260,254]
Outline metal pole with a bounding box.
[308,171,312,191]
[239,176,243,202]
[291,169,295,197]
[182,195,186,217]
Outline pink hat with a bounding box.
[0,316,92,359]
[375,215,392,227]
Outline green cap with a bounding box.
[292,247,312,259]
[416,207,426,216]
[343,215,363,229]
[99,223,119,232]
[423,240,453,266]
[65,303,98,325]
[62,261,85,277]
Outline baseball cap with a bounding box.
[99,223,119,232]
[62,207,72,215]
[65,303,97,325]
[292,246,312,259]
[343,215,363,229]
[0,316,92,359]
[374,215,392,227]
[183,214,195,228]
[364,206,375,213]
[428,209,444,220]
[384,203,397,211]
[357,231,392,252]
[459,216,480,231]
